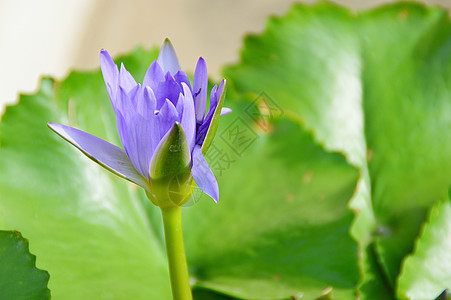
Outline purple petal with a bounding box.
[213,80,225,108]
[136,87,160,175]
[116,89,143,175]
[193,57,208,123]
[115,86,136,121]
[142,88,160,162]
[115,109,133,160]
[208,85,218,113]
[174,71,191,91]
[119,63,138,93]
[205,80,225,125]
[133,114,156,180]
[127,84,141,108]
[195,84,218,144]
[112,87,136,158]
[137,87,157,118]
[157,99,179,139]
[191,145,219,202]
[144,88,160,162]
[155,73,183,109]
[220,107,232,116]
[117,87,159,180]
[48,123,150,190]
[99,50,119,105]
[143,61,164,91]
[157,39,181,75]
[196,80,226,146]
[180,82,196,150]
[175,93,184,116]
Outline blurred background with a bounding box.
[0,0,450,114]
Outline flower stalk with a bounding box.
[161,206,192,300]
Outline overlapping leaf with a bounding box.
[184,106,359,299]
[224,2,451,298]
[397,192,451,300]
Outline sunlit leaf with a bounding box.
[397,193,451,300]
[224,2,451,297]
[184,105,359,299]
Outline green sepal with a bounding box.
[201,80,227,155]
[147,122,195,208]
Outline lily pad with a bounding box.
[397,193,451,300]
[184,104,359,299]
[224,1,451,296]
[0,230,50,299]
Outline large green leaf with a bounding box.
[358,244,394,300]
[184,103,359,299]
[224,1,451,296]
[0,48,171,299]
[359,3,451,286]
[397,192,451,300]
[0,230,50,299]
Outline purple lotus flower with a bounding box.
[48,39,230,206]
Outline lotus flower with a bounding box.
[48,39,231,207]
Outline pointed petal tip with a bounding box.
[212,195,219,203]
[158,39,181,74]
[48,122,62,132]
[99,49,113,61]
[197,56,206,66]
[99,50,119,102]
[216,79,226,100]
[48,122,57,133]
[143,61,164,90]
[194,58,207,77]
[180,82,192,96]
[179,82,196,150]
[220,107,232,116]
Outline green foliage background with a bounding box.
[1,2,451,299]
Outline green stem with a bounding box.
[161,206,193,300]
